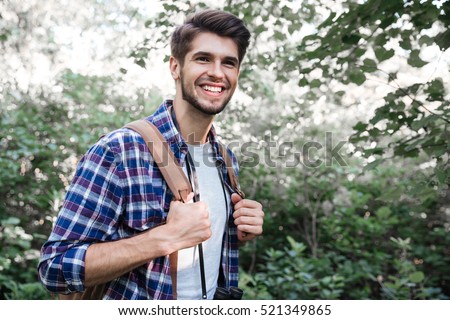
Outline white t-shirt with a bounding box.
[176,142,229,300]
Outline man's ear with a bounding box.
[169,56,180,80]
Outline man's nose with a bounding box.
[207,60,225,79]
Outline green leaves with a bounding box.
[410,114,439,131]
[360,58,377,72]
[363,158,383,171]
[374,47,395,62]
[135,58,146,69]
[407,50,429,68]
[424,78,445,101]
[1,217,21,226]
[376,187,404,202]
[378,16,396,29]
[353,121,368,132]
[342,34,361,45]
[409,271,425,284]
[348,68,366,85]
[0,32,10,42]
[435,29,450,51]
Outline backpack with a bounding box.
[58,119,242,299]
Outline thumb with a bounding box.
[170,192,194,209]
[231,192,242,205]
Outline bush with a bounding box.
[239,164,449,299]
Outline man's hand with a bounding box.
[231,193,264,242]
[85,192,211,287]
[165,192,212,250]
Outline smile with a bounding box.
[201,85,224,93]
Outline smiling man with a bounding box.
[174,32,239,116]
[38,9,264,300]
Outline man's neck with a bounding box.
[172,98,215,145]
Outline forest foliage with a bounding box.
[0,0,448,299]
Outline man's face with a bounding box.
[177,32,240,115]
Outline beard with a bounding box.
[180,72,233,116]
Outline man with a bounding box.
[38,9,264,300]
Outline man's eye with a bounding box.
[197,57,209,62]
[224,60,237,68]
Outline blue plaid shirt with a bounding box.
[38,100,240,299]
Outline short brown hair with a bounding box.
[171,9,251,66]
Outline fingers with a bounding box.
[237,224,263,236]
[195,201,209,217]
[232,198,264,240]
[233,197,263,211]
[170,192,195,209]
[165,196,211,250]
[233,206,264,219]
[231,192,242,205]
[234,214,263,236]
[233,213,263,225]
[168,194,209,223]
[185,192,195,203]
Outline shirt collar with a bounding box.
[147,100,226,166]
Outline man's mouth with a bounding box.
[201,85,224,93]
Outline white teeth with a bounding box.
[202,85,222,92]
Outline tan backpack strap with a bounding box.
[125,119,187,299]
[218,143,245,198]
[124,119,192,203]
